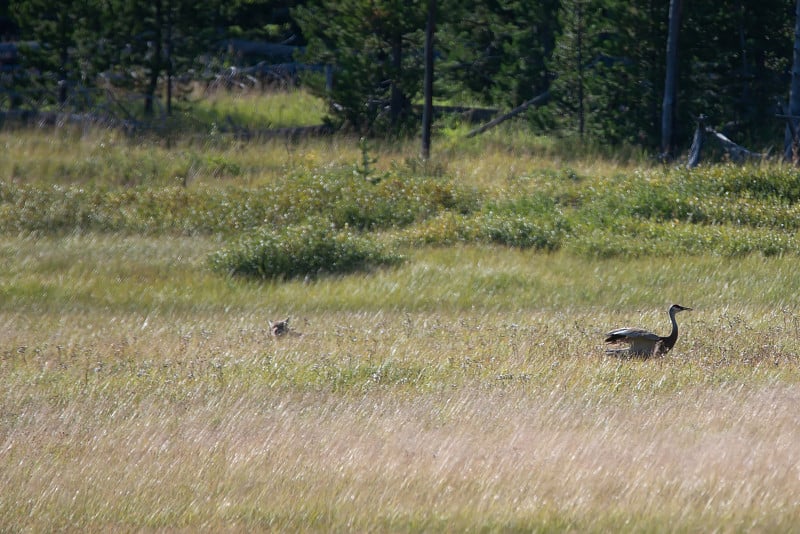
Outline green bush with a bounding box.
[400,194,568,251]
[267,172,480,231]
[478,196,569,250]
[570,167,800,236]
[567,218,797,258]
[208,219,404,279]
[696,165,800,202]
[398,213,480,246]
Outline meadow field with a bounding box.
[2,93,800,532]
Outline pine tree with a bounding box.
[90,0,220,117]
[10,0,88,106]
[681,0,792,145]
[550,0,597,138]
[294,0,428,134]
[436,0,558,109]
[556,0,668,146]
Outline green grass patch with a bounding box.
[185,89,328,130]
[4,161,800,279]
[0,171,480,239]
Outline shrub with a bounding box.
[267,172,480,231]
[208,219,404,279]
[0,171,481,237]
[399,213,480,246]
[400,195,568,251]
[478,196,568,250]
[567,218,797,258]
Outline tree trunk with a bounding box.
[390,31,404,126]
[786,0,800,161]
[686,116,705,168]
[421,0,435,160]
[661,0,682,159]
[576,0,585,138]
[57,12,69,107]
[736,0,751,115]
[144,0,163,116]
[165,6,173,117]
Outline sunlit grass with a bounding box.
[1,254,800,531]
[0,107,651,191]
[437,122,653,184]
[187,88,328,130]
[1,231,800,531]
[3,96,800,530]
[3,235,800,314]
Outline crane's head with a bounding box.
[669,304,692,314]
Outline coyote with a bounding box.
[268,317,290,337]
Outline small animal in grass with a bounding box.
[604,304,692,357]
[268,317,291,337]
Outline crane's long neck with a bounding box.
[663,308,679,349]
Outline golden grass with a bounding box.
[2,109,800,530]
[2,235,800,531]
[2,307,800,532]
[0,113,645,191]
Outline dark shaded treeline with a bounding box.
[1,0,795,152]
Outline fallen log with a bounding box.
[466,90,550,138]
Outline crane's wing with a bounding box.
[604,327,660,343]
[605,327,663,356]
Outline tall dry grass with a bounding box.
[2,303,800,532]
[1,231,800,531]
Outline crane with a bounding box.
[605,304,691,356]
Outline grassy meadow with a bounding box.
[2,92,800,532]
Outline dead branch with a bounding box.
[466,91,550,138]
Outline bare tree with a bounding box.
[421,0,436,160]
[661,0,682,159]
[785,0,800,161]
